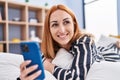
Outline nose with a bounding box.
[59,25,65,33]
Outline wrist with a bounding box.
[49,64,55,74]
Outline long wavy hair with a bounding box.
[41,4,85,59]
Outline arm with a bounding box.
[53,36,97,80]
[116,40,120,48]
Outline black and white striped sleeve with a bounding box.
[41,53,46,63]
[52,36,96,80]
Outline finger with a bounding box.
[22,64,39,78]
[20,60,31,72]
[26,70,41,80]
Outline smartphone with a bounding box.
[20,42,45,80]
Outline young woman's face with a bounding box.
[50,10,74,47]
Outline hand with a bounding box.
[43,58,55,74]
[116,40,120,48]
[19,60,41,80]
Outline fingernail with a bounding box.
[37,70,41,74]
[27,60,31,63]
[34,65,38,68]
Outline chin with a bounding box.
[59,42,68,46]
[57,39,70,45]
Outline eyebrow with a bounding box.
[50,21,57,24]
[50,18,70,24]
[63,18,70,21]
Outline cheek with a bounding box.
[50,28,57,38]
[70,25,74,35]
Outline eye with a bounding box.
[51,23,59,27]
[63,20,70,25]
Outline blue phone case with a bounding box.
[20,42,45,80]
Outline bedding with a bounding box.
[0,53,56,80]
[0,48,73,80]
[1,37,120,80]
[52,48,73,69]
[0,53,23,80]
[85,61,120,80]
[96,35,120,62]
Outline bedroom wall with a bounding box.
[66,0,84,28]
[117,0,120,35]
[84,0,118,41]
[14,0,84,29]
[12,0,120,34]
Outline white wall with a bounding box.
[85,0,118,41]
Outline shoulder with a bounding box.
[75,34,94,44]
[70,34,95,55]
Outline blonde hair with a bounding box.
[41,4,90,59]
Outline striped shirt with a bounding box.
[52,35,97,80]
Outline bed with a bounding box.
[0,35,120,80]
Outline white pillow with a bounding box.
[52,48,73,69]
[44,70,56,80]
[0,53,24,80]
[86,61,120,80]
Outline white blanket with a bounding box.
[86,61,120,80]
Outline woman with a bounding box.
[19,4,98,80]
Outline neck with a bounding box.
[61,43,71,51]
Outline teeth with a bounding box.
[59,35,66,38]
[58,34,67,38]
[57,33,68,39]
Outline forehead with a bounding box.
[50,10,72,21]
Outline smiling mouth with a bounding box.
[57,33,69,39]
